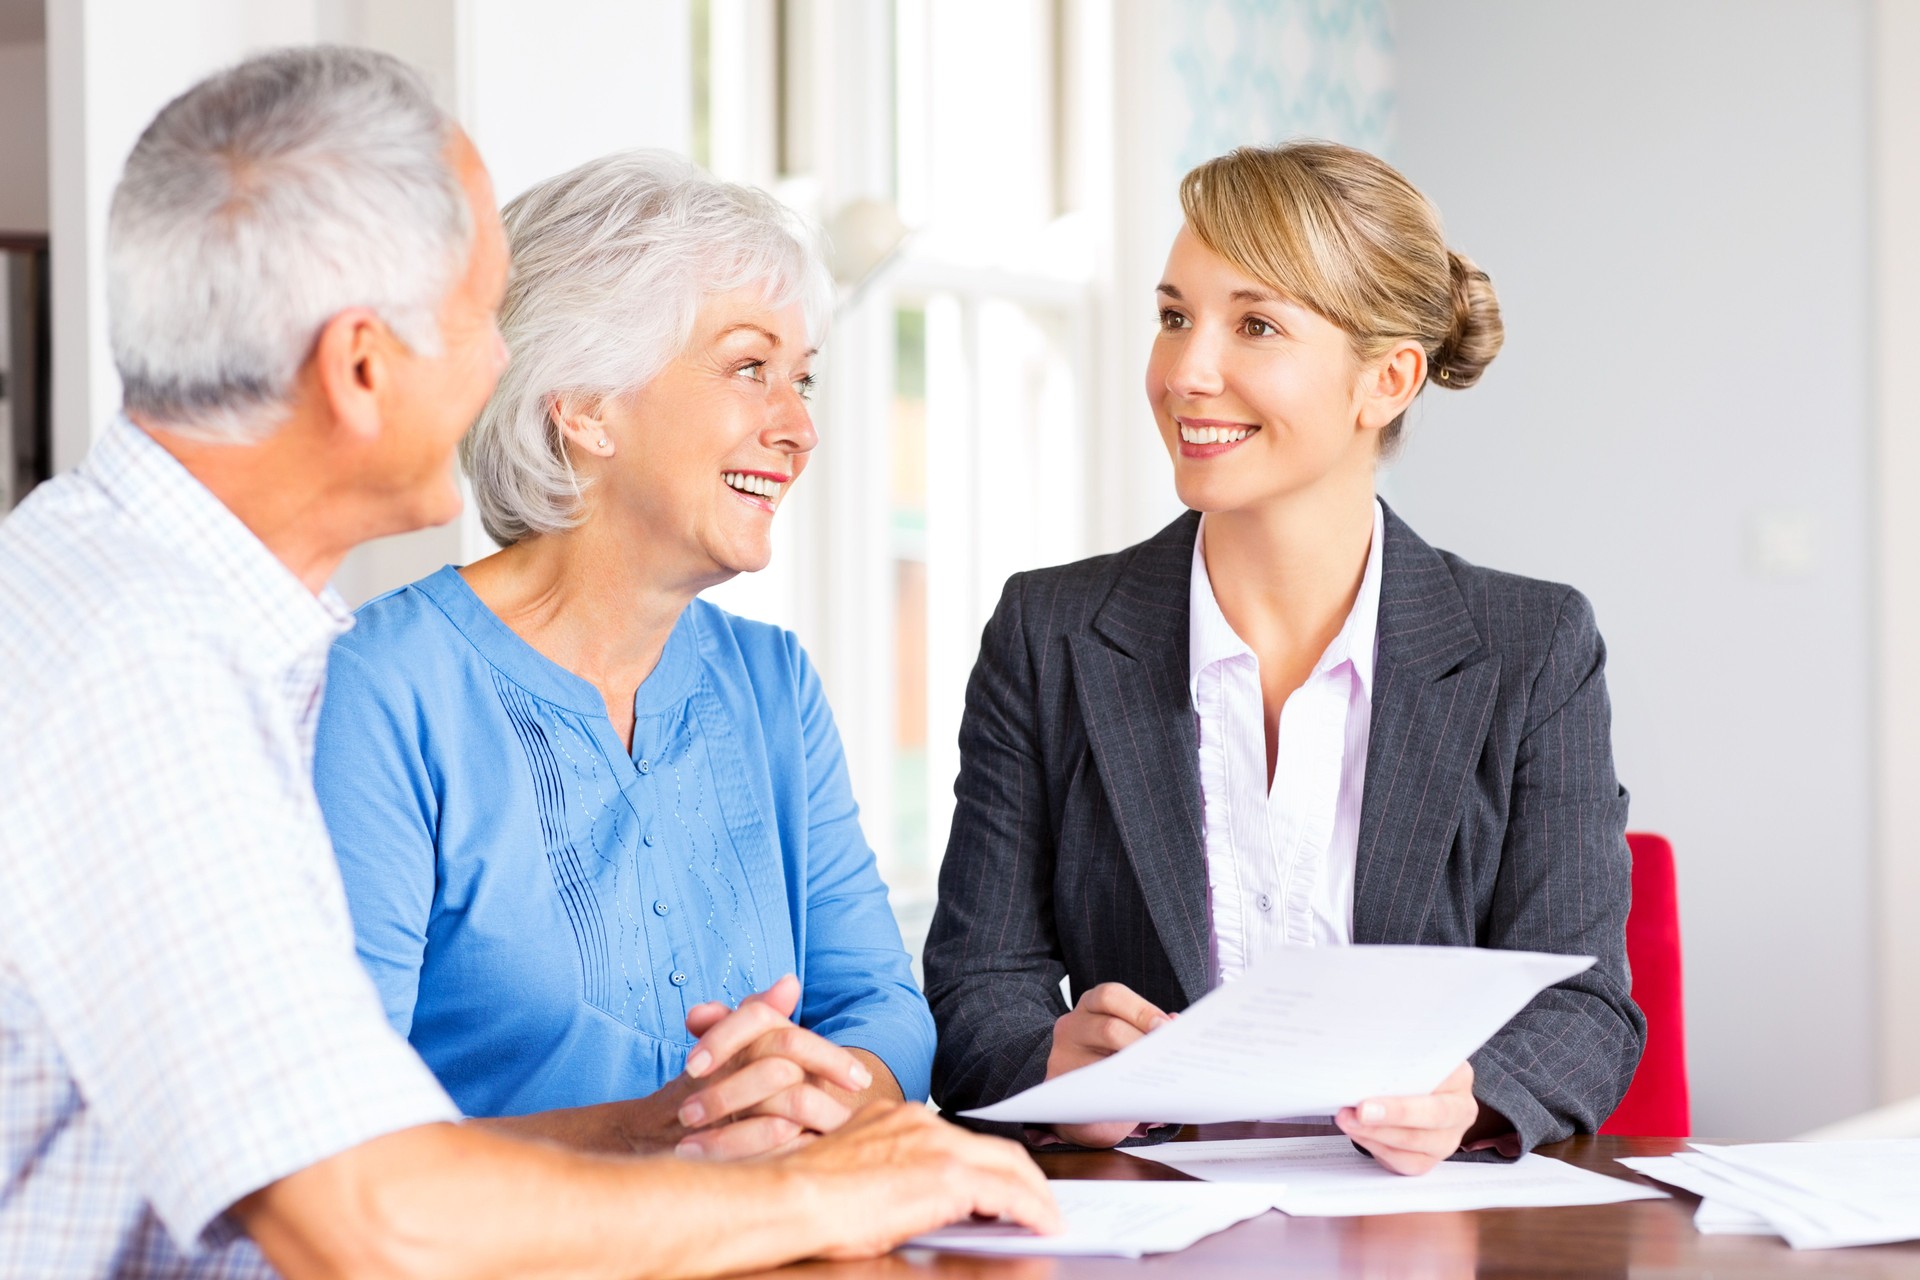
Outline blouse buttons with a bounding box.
[653,900,670,917]
[1258,893,1273,912]
[669,970,689,987]
[643,831,657,847]
[638,759,651,775]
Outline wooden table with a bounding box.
[745,1125,1920,1278]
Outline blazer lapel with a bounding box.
[1353,504,1502,943]
[1069,512,1213,1004]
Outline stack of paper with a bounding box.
[1619,1140,1920,1248]
[907,1180,1279,1257]
[962,946,1594,1126]
[1126,1136,1666,1216]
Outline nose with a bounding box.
[1162,328,1225,402]
[765,382,819,460]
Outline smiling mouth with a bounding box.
[1177,422,1260,445]
[722,471,788,503]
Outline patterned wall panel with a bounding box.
[1169,0,1396,170]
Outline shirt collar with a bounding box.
[86,416,352,673]
[1187,497,1386,702]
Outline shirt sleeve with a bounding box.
[0,625,458,1250]
[786,642,937,1102]
[312,642,441,1038]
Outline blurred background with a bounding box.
[2,0,1915,1143]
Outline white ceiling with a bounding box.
[0,0,42,45]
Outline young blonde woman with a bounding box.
[924,142,1645,1173]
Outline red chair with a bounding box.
[1600,832,1691,1136]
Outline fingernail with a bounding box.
[678,1101,705,1127]
[1360,1102,1385,1123]
[685,1050,712,1078]
[1148,1016,1172,1031]
[674,1140,704,1160]
[851,1062,873,1089]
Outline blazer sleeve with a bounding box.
[1467,587,1647,1157]
[923,573,1070,1118]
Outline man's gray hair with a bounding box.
[108,46,473,442]
[463,150,832,547]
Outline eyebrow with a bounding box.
[1155,282,1288,306]
[716,323,820,358]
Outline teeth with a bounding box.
[1179,425,1255,445]
[723,471,784,501]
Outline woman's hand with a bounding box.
[1335,1060,1481,1175]
[1043,982,1173,1149]
[668,973,873,1160]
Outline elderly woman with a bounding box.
[312,150,931,1161]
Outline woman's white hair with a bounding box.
[108,45,472,442]
[464,149,833,547]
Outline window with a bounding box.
[699,2,1112,942]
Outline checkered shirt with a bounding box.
[0,418,460,1277]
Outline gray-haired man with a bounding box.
[0,46,1054,1279]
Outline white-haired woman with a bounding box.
[313,151,931,1161]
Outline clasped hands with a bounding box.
[1046,981,1484,1175]
[635,973,879,1160]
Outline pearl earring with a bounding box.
[598,437,611,450]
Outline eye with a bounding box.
[1242,316,1279,338]
[795,373,817,402]
[1158,308,1190,331]
[733,359,768,384]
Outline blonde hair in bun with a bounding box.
[1179,141,1504,454]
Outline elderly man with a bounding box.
[0,46,1054,1279]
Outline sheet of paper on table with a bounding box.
[962,945,1593,1126]
[1692,1198,1775,1236]
[1124,1135,1666,1216]
[906,1180,1280,1258]
[1618,1142,1920,1249]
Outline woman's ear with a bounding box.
[551,393,616,458]
[1356,340,1426,434]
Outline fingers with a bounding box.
[684,1000,869,1093]
[1051,1120,1138,1149]
[1078,982,1173,1035]
[1343,1061,1477,1132]
[741,973,802,1020]
[683,1002,730,1038]
[1336,1060,1479,1177]
[676,1113,806,1161]
[949,1132,1061,1234]
[680,1055,804,1127]
[1342,1130,1447,1177]
[682,974,800,1042]
[950,1160,1063,1236]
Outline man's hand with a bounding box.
[1336,1060,1482,1175]
[779,1102,1062,1259]
[1043,982,1172,1149]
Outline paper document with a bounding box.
[963,945,1592,1125]
[1693,1198,1775,1236]
[906,1180,1277,1257]
[1126,1136,1665,1216]
[1619,1142,1920,1249]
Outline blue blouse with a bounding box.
[312,566,933,1118]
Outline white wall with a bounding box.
[47,0,323,470]
[0,41,47,232]
[1390,0,1874,1138]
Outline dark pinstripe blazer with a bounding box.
[923,504,1646,1155]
